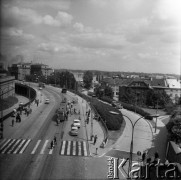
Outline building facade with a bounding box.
[0,76,15,99]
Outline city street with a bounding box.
[0,84,108,180]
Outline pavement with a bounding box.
[3,88,170,163]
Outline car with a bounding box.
[71,120,81,128]
[45,99,50,104]
[73,119,81,127]
[69,126,78,136]
[39,87,42,90]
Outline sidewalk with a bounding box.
[86,105,169,161]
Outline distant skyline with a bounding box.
[0,0,180,74]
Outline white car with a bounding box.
[69,126,78,136]
[73,119,81,128]
[39,87,42,90]
[45,99,50,104]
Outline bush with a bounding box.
[71,90,124,130]
[92,99,123,130]
[99,96,113,104]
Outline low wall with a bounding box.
[0,83,37,122]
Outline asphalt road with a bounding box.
[0,84,109,180]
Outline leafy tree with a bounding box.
[83,71,93,89]
[94,86,104,98]
[58,71,76,90]
[104,85,113,98]
[146,89,172,108]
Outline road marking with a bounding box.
[1,139,16,154]
[40,140,49,154]
[67,141,71,155]
[19,139,31,154]
[0,139,6,146]
[7,139,21,154]
[83,141,87,156]
[0,139,11,151]
[78,141,81,156]
[61,141,66,155]
[49,148,53,154]
[31,140,41,154]
[13,139,26,154]
[72,141,76,155]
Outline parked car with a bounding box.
[39,87,42,90]
[45,99,50,104]
[69,126,78,136]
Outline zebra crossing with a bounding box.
[60,140,89,157]
[0,139,89,156]
[0,139,31,154]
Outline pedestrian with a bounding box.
[54,136,57,145]
[12,119,14,127]
[87,116,89,124]
[94,135,98,145]
[50,140,54,149]
[142,151,146,162]
[16,113,20,122]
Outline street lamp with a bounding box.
[122,114,156,179]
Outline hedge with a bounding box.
[70,90,124,130]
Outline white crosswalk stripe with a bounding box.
[60,141,88,156]
[0,139,55,155]
[40,140,49,154]
[19,139,31,154]
[31,140,41,154]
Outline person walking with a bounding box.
[53,136,57,145]
[50,140,54,149]
[94,135,98,145]
[16,113,20,122]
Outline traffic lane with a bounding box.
[0,87,61,180]
[118,109,153,153]
[63,114,87,142]
[2,88,55,139]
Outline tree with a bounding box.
[58,71,76,90]
[83,71,93,89]
[146,89,172,108]
[104,86,113,98]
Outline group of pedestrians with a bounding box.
[11,112,21,126]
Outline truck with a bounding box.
[56,101,67,122]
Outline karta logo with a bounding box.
[107,157,181,179]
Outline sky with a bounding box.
[0,0,181,74]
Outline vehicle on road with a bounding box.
[71,120,81,128]
[61,88,67,93]
[45,99,50,104]
[69,126,78,136]
[39,87,43,90]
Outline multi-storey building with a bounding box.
[0,76,15,99]
[9,63,53,81]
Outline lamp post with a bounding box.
[122,114,156,179]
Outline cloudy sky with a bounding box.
[1,0,180,74]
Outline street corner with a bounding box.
[88,142,111,158]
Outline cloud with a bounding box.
[1,5,73,28]
[73,22,84,33]
[70,32,126,50]
[37,42,79,54]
